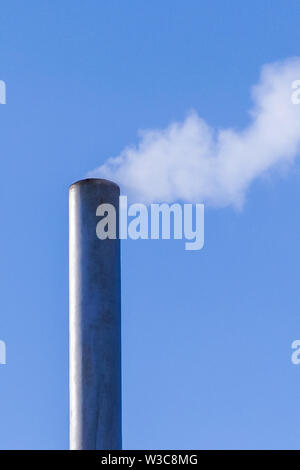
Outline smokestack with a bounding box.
[69,178,122,450]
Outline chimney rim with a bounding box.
[69,178,120,192]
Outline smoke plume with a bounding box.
[89,58,300,207]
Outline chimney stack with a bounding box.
[69,178,122,450]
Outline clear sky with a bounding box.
[0,0,300,450]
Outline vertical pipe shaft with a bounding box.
[69,178,122,450]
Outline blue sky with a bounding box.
[0,0,300,449]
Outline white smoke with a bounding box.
[89,57,300,207]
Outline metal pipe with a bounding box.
[69,178,122,450]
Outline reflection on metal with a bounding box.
[69,178,121,450]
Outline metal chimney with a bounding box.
[69,178,122,450]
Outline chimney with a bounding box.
[69,178,122,450]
